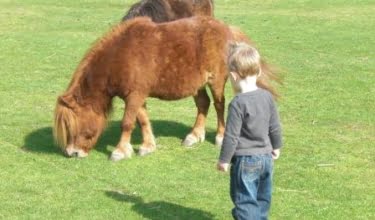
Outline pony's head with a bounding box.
[53,94,107,157]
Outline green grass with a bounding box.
[0,0,374,219]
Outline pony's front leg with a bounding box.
[209,83,226,147]
[213,99,225,147]
[137,104,156,156]
[110,94,145,161]
[183,88,210,147]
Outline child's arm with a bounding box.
[269,99,282,159]
[217,102,242,172]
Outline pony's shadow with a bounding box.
[106,191,214,220]
[22,120,216,156]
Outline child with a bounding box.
[217,43,282,220]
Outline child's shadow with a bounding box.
[106,191,214,220]
[22,120,216,156]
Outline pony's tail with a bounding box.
[53,101,77,149]
[228,26,283,100]
[257,60,281,100]
[229,26,253,45]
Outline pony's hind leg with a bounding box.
[110,93,145,161]
[182,88,210,147]
[137,104,156,156]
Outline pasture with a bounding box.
[0,0,374,219]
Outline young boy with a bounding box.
[217,43,282,220]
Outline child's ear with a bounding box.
[230,72,238,81]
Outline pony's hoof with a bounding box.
[138,146,156,156]
[110,151,125,161]
[182,134,198,147]
[182,133,205,147]
[215,135,224,147]
[110,145,133,161]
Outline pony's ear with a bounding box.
[58,94,77,110]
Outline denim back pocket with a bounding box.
[241,157,262,182]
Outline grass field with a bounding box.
[0,0,374,219]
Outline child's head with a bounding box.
[227,43,261,94]
[228,43,261,79]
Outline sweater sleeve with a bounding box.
[269,99,282,149]
[219,102,243,163]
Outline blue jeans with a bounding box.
[230,155,273,220]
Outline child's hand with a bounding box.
[272,149,281,160]
[217,162,229,172]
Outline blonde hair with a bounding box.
[228,43,261,78]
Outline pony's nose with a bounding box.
[65,146,89,158]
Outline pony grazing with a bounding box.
[53,16,279,161]
[122,0,214,22]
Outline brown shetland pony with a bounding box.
[121,0,215,151]
[53,16,279,161]
[122,0,214,22]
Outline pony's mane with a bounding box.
[122,0,171,22]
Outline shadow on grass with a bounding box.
[106,190,214,220]
[23,120,216,156]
